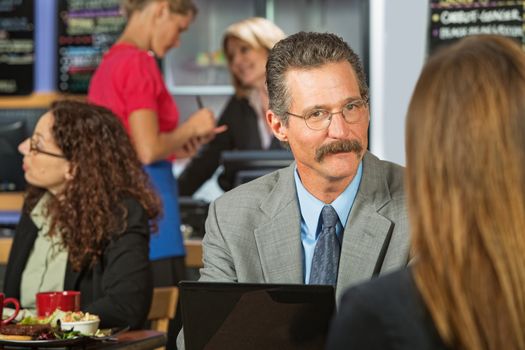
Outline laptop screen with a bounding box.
[180,281,335,350]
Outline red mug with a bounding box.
[0,293,20,325]
[36,291,81,317]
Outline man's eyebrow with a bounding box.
[302,97,362,112]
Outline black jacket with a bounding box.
[3,197,153,330]
[178,95,282,195]
[326,268,448,350]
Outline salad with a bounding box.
[61,311,99,322]
[15,310,102,339]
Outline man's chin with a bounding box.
[323,166,360,183]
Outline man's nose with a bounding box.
[326,112,347,138]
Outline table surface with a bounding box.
[0,330,166,350]
[85,330,166,350]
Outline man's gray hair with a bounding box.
[266,31,368,125]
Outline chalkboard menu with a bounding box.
[57,0,125,93]
[429,0,524,54]
[0,0,34,95]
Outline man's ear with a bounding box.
[267,110,288,142]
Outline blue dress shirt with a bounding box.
[294,162,363,283]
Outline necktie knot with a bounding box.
[321,205,338,229]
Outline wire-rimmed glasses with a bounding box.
[286,98,369,130]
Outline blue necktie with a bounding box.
[309,205,341,286]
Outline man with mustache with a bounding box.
[194,31,408,306]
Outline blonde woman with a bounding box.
[327,35,525,349]
[178,17,286,195]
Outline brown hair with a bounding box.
[223,17,285,97]
[24,100,161,272]
[120,0,196,17]
[406,35,525,349]
[266,31,368,125]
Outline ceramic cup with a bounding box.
[35,291,80,317]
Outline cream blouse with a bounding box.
[20,193,68,309]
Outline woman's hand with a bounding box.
[185,108,217,137]
[128,108,227,164]
[174,136,201,159]
[174,125,228,159]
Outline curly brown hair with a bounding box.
[24,100,161,271]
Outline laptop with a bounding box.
[179,281,335,350]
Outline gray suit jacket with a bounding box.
[199,151,409,299]
[178,152,409,348]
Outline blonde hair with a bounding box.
[222,17,285,97]
[121,0,196,17]
[406,35,525,349]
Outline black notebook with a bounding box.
[179,281,335,350]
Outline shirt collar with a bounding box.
[30,192,52,233]
[294,161,363,238]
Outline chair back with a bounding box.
[147,286,179,333]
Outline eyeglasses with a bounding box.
[29,137,66,159]
[286,98,369,131]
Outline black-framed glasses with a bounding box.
[286,98,369,131]
[29,137,66,159]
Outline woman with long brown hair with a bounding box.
[4,100,160,329]
[327,35,525,349]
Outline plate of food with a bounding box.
[0,310,129,347]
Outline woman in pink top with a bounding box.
[88,0,224,344]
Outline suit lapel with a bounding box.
[337,152,394,299]
[252,153,396,294]
[254,164,303,284]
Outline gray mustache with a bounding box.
[315,139,363,162]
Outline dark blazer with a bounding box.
[4,197,153,330]
[178,95,282,195]
[326,268,449,350]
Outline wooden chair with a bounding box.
[147,286,179,350]
[148,286,179,332]
[184,239,203,268]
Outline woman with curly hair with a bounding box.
[4,100,160,329]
